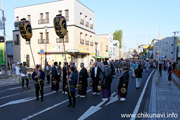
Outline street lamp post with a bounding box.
[173,31,179,63]
[45,26,48,67]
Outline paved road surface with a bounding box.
[0,69,154,120]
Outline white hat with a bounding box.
[17,62,20,65]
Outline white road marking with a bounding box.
[105,92,118,106]
[130,69,155,120]
[22,89,92,120]
[0,91,56,108]
[78,98,107,120]
[0,86,51,100]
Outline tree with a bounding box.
[113,30,123,48]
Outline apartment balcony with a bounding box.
[38,39,49,44]
[56,38,69,43]
[38,19,49,24]
[90,42,93,46]
[85,40,89,46]
[90,24,93,29]
[80,19,84,25]
[80,39,84,45]
[85,22,89,28]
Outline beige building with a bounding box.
[13,0,95,70]
[95,36,109,59]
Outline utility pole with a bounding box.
[2,0,8,77]
[45,26,47,68]
[173,31,179,63]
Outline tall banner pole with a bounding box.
[53,14,70,96]
[18,18,41,90]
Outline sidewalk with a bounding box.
[148,70,180,120]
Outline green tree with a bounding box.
[113,30,123,48]
[178,37,180,45]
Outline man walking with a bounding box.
[44,62,51,84]
[19,62,29,89]
[132,62,137,79]
[16,62,21,83]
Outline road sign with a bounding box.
[39,49,45,55]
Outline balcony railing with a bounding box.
[90,24,93,29]
[38,19,49,24]
[38,39,49,44]
[85,22,89,27]
[85,40,89,46]
[80,19,84,25]
[56,38,69,43]
[80,39,84,45]
[90,42,93,46]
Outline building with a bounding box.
[6,40,13,67]
[95,34,114,58]
[13,0,95,69]
[113,40,120,60]
[95,35,110,60]
[153,37,178,62]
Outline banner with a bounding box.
[79,45,89,53]
[40,45,65,53]
[0,43,5,65]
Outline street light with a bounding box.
[45,26,48,67]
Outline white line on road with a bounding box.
[0,86,51,100]
[0,91,56,108]
[78,92,116,120]
[22,89,92,120]
[130,69,155,120]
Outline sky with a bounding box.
[1,0,180,51]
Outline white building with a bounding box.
[13,0,95,69]
[153,37,178,62]
[113,40,120,60]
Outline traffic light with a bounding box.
[53,14,67,38]
[0,36,4,42]
[18,18,32,41]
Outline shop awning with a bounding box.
[95,56,106,59]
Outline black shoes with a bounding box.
[67,104,72,107]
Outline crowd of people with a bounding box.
[13,59,177,108]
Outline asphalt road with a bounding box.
[0,69,154,120]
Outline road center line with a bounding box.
[130,69,155,120]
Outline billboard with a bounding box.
[0,43,5,65]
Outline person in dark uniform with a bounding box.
[32,64,45,101]
[91,62,101,95]
[78,63,89,97]
[62,62,68,94]
[67,67,78,108]
[51,62,59,91]
[118,67,129,101]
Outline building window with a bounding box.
[27,15,31,22]
[166,42,168,44]
[38,32,44,44]
[45,32,49,43]
[166,49,168,52]
[80,13,84,25]
[90,18,93,29]
[106,45,108,52]
[171,52,173,54]
[45,12,49,23]
[59,10,62,15]
[172,44,174,46]
[65,10,69,21]
[16,16,19,22]
[14,34,19,45]
[80,32,84,45]
[90,42,93,46]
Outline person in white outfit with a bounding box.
[16,62,21,83]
